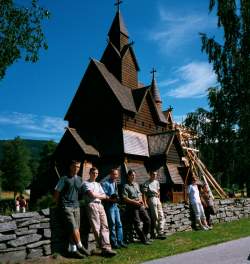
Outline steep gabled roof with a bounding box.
[108,11,129,39]
[67,128,99,156]
[151,78,162,104]
[92,59,136,113]
[132,86,150,110]
[121,44,140,71]
[132,87,167,124]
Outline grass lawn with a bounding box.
[27,218,250,264]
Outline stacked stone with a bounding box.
[163,203,192,235]
[162,198,250,235]
[211,198,250,224]
[0,209,51,263]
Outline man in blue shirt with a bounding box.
[101,169,126,249]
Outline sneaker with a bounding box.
[101,249,117,257]
[201,225,209,231]
[142,240,151,245]
[206,225,213,230]
[119,243,128,248]
[157,234,167,240]
[112,244,121,249]
[68,250,85,259]
[78,246,91,256]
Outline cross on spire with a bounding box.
[115,0,123,11]
[150,67,157,80]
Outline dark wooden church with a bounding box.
[55,3,187,202]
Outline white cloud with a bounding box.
[149,6,216,54]
[0,112,67,140]
[162,61,217,98]
[173,114,187,124]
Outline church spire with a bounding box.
[150,68,162,108]
[108,1,129,52]
[115,0,123,12]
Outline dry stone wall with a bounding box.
[0,198,249,263]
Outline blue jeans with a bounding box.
[105,204,123,247]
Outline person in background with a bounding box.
[200,183,215,227]
[15,196,20,212]
[54,160,90,259]
[187,177,211,231]
[122,169,151,245]
[19,195,27,213]
[142,171,166,239]
[101,168,127,249]
[82,167,117,257]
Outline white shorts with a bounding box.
[191,202,206,221]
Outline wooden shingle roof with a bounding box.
[167,163,184,184]
[108,11,129,38]
[92,59,136,113]
[67,127,99,156]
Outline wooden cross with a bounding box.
[115,0,123,11]
[150,68,157,79]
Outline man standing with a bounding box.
[122,169,151,245]
[142,171,166,239]
[82,167,117,257]
[101,169,127,249]
[54,160,90,259]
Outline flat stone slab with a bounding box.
[15,229,37,236]
[0,243,6,250]
[0,234,16,242]
[0,249,26,262]
[41,208,50,216]
[0,216,12,223]
[43,244,51,255]
[0,246,25,253]
[7,234,42,247]
[18,219,40,227]
[11,212,39,219]
[0,221,17,233]
[27,247,43,259]
[27,239,51,249]
[44,229,51,238]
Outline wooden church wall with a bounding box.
[120,35,128,49]
[123,96,165,135]
[121,48,138,89]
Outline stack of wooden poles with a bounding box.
[176,125,228,199]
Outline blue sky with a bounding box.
[0,0,220,141]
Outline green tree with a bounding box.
[30,140,57,206]
[201,0,250,194]
[0,0,49,80]
[185,0,250,193]
[1,137,32,199]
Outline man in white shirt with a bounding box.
[82,167,117,257]
[142,171,166,239]
[187,177,211,230]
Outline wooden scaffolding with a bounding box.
[176,124,228,200]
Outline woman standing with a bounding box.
[187,177,211,230]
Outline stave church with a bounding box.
[54,1,189,202]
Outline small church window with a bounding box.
[134,119,137,123]
[142,121,145,126]
[149,124,151,128]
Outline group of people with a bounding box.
[54,160,166,259]
[187,176,215,230]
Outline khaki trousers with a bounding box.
[148,197,165,235]
[88,202,111,250]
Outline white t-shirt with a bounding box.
[82,180,105,203]
[187,184,201,204]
